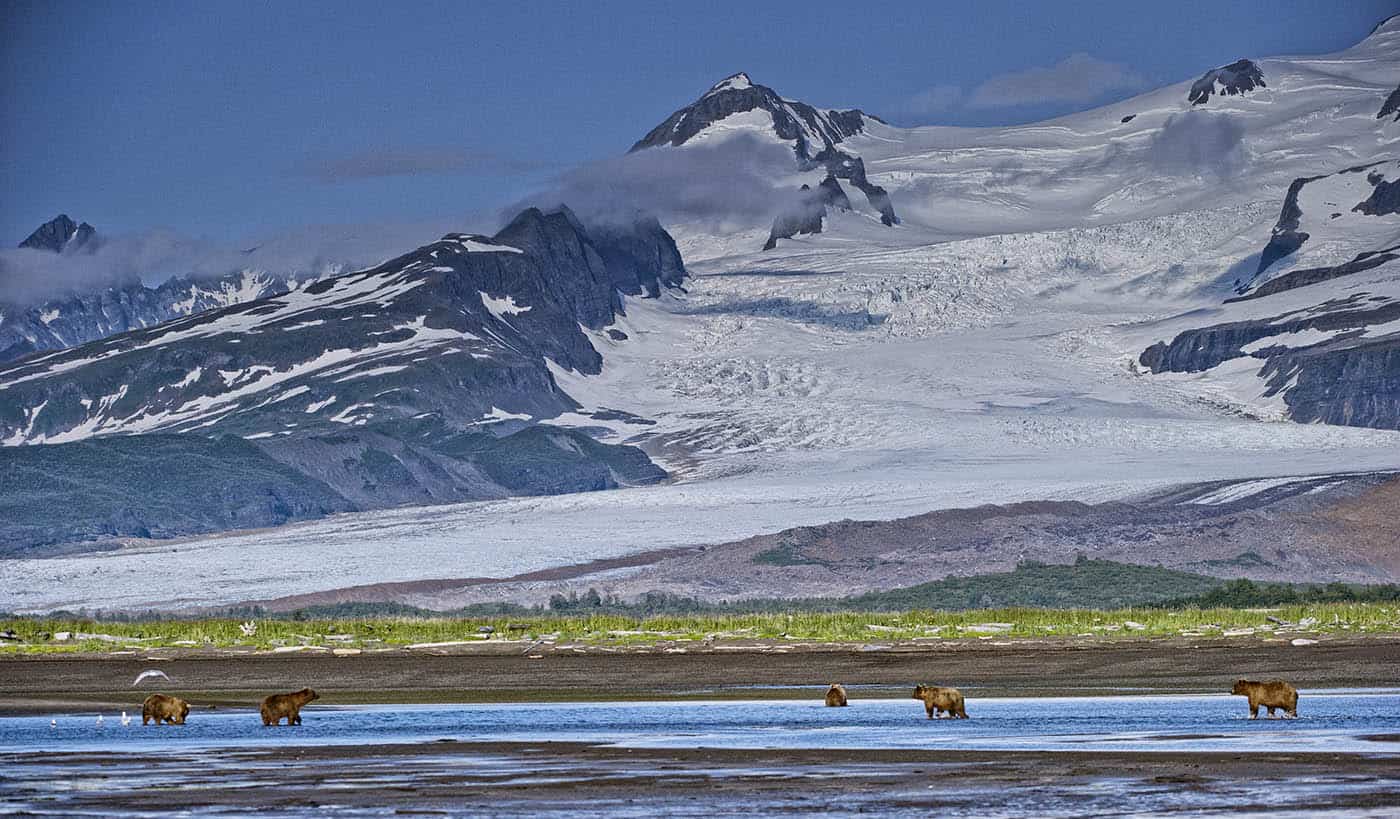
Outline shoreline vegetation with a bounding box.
[2,602,1397,656]
[3,560,1399,656]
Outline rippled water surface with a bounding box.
[3,692,1398,817]
[6,690,1399,754]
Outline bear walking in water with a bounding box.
[260,688,319,726]
[824,683,848,707]
[141,694,190,725]
[1231,679,1298,719]
[913,685,968,719]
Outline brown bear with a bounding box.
[141,693,190,725]
[260,688,319,726]
[913,684,968,719]
[824,683,848,707]
[1231,679,1298,719]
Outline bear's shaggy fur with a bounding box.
[912,684,968,719]
[141,693,190,725]
[1231,679,1298,718]
[260,688,319,726]
[824,683,848,707]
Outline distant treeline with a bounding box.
[1156,579,1400,608]
[12,560,1400,622]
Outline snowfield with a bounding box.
[8,204,1400,612]
[3,20,1400,612]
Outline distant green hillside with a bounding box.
[829,557,1222,610]
[0,434,352,557]
[235,558,1227,619]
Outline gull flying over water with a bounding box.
[132,669,171,687]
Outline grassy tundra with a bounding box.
[2,603,1396,654]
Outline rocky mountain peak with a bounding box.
[630,73,873,159]
[18,214,97,254]
[706,72,753,94]
[1188,59,1266,106]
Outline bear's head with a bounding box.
[175,701,189,723]
[301,688,320,703]
[1231,679,1249,695]
[911,685,927,700]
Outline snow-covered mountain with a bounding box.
[633,17,1400,431]
[1139,158,1400,427]
[631,72,899,248]
[0,206,681,553]
[5,17,1400,611]
[0,215,301,363]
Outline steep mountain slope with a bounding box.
[630,73,899,246]
[1139,159,1400,428]
[0,206,681,554]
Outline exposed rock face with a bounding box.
[1381,84,1400,122]
[1240,161,1400,297]
[631,73,898,241]
[811,148,898,226]
[630,73,875,160]
[1354,171,1400,216]
[0,206,682,552]
[0,270,295,364]
[583,214,687,297]
[1253,174,1321,280]
[764,176,852,250]
[1141,159,1400,430]
[1259,336,1400,427]
[1140,297,1400,374]
[17,214,97,254]
[1188,59,1266,105]
[1231,248,1398,302]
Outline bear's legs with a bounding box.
[1248,701,1259,719]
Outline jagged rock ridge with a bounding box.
[630,73,898,248]
[17,214,97,254]
[1188,59,1266,105]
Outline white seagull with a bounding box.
[49,719,57,729]
[120,711,131,726]
[95,714,104,726]
[131,669,171,687]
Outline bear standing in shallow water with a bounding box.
[824,683,848,707]
[1231,679,1298,718]
[913,685,968,719]
[141,693,190,725]
[260,688,319,726]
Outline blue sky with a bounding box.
[2,0,1396,249]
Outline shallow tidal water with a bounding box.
[3,691,1399,817]
[7,690,1400,755]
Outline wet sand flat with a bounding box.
[2,636,1398,714]
[5,741,1400,817]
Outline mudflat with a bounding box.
[3,635,1397,713]
[6,741,1400,816]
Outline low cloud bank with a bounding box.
[512,132,796,231]
[0,218,479,306]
